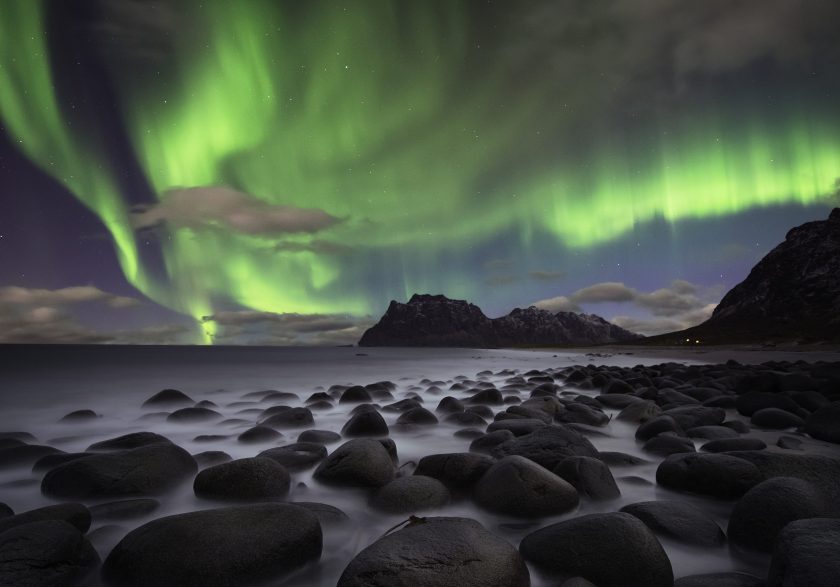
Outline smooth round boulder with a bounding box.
[298,429,341,444]
[617,400,662,423]
[474,455,579,517]
[193,451,232,467]
[0,444,63,469]
[32,451,94,472]
[337,517,529,587]
[0,503,91,535]
[396,407,438,426]
[339,386,372,404]
[292,502,349,526]
[142,388,193,407]
[0,503,11,518]
[491,425,599,470]
[467,388,503,405]
[656,453,763,499]
[674,573,763,587]
[167,407,222,423]
[805,402,840,444]
[469,430,515,454]
[194,457,290,501]
[554,456,620,500]
[701,438,767,452]
[260,407,315,429]
[767,518,840,586]
[0,520,99,586]
[342,410,389,437]
[445,411,487,426]
[237,426,282,444]
[414,453,493,490]
[42,443,197,498]
[686,425,739,440]
[635,416,683,441]
[751,408,804,429]
[87,432,172,451]
[736,391,799,417]
[372,475,450,513]
[102,504,322,587]
[257,443,327,471]
[59,409,99,422]
[643,435,696,456]
[520,512,673,587]
[728,477,829,552]
[313,439,394,487]
[487,418,546,437]
[620,500,725,546]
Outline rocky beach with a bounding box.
[1,345,839,586]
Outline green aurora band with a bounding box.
[1,1,838,343]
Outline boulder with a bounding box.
[413,453,493,490]
[751,408,804,429]
[372,475,450,514]
[237,426,283,444]
[0,444,63,469]
[42,443,197,498]
[342,410,389,437]
[87,432,172,451]
[620,500,725,546]
[473,455,579,517]
[643,435,696,456]
[656,453,763,498]
[0,503,91,535]
[767,518,840,587]
[257,443,327,472]
[728,477,830,552]
[0,520,99,586]
[313,439,394,487]
[337,517,529,587]
[89,499,160,521]
[194,457,290,501]
[260,407,315,429]
[142,388,193,407]
[298,430,341,444]
[520,512,673,587]
[491,426,598,470]
[635,416,683,441]
[59,409,99,422]
[805,402,840,443]
[102,504,322,586]
[396,407,439,426]
[701,438,767,452]
[553,456,620,500]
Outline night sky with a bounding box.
[1,0,839,345]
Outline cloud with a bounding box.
[532,295,581,313]
[530,279,723,335]
[571,282,636,304]
[484,276,517,287]
[0,285,141,309]
[529,270,565,282]
[509,0,839,104]
[612,303,717,336]
[131,186,342,236]
[201,311,375,345]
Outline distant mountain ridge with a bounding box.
[358,294,642,347]
[648,207,840,344]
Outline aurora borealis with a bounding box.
[1,0,839,344]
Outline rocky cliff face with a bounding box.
[654,208,840,344]
[358,293,641,347]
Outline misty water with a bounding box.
[0,345,804,585]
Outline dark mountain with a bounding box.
[358,294,641,347]
[648,208,840,344]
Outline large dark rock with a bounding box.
[520,512,673,587]
[469,430,515,454]
[371,475,450,514]
[491,425,599,470]
[342,410,389,437]
[413,453,493,490]
[298,429,342,444]
[674,573,763,587]
[643,435,696,456]
[89,499,160,521]
[42,443,197,498]
[805,401,840,443]
[474,455,579,517]
[358,293,640,347]
[620,500,725,546]
[313,439,394,487]
[59,409,99,422]
[728,477,830,552]
[194,457,290,501]
[0,444,63,469]
[87,432,172,451]
[656,453,763,498]
[396,407,439,426]
[337,517,529,586]
[142,388,194,407]
[0,520,99,586]
[553,456,620,500]
[767,518,840,586]
[237,425,283,444]
[701,438,767,452]
[751,407,804,429]
[0,503,91,535]
[257,443,327,471]
[102,504,322,586]
[260,407,315,429]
